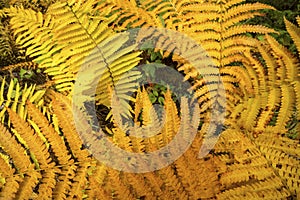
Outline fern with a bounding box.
[0,0,299,199]
[7,0,142,112]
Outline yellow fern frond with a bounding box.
[0,78,45,125]
[254,132,300,196]
[285,17,300,57]
[0,155,21,199]
[292,81,300,119]
[48,91,90,162]
[215,129,291,199]
[26,101,71,165]
[8,108,53,168]
[265,34,299,82]
[255,88,280,131]
[273,84,295,131]
[0,122,33,174]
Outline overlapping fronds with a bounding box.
[0,91,99,199]
[0,0,299,199]
[0,88,206,199]
[214,129,292,199]
[0,78,45,124]
[7,0,142,109]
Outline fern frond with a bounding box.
[223,2,274,25]
[1,61,38,71]
[0,122,33,174]
[255,88,280,131]
[15,170,41,199]
[274,84,295,131]
[214,129,291,199]
[8,108,53,168]
[285,17,300,57]
[265,34,299,82]
[122,172,154,198]
[8,1,142,106]
[26,100,71,165]
[292,81,300,119]
[176,0,276,70]
[52,164,77,199]
[157,165,188,199]
[48,90,90,162]
[0,78,45,125]
[0,156,21,199]
[107,169,135,199]
[254,132,300,196]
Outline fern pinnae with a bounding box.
[274,84,295,131]
[266,35,299,82]
[244,97,262,131]
[7,107,56,193]
[158,165,189,199]
[162,89,180,140]
[68,162,94,199]
[26,101,71,166]
[122,172,155,199]
[14,170,41,199]
[285,17,300,57]
[223,2,275,22]
[8,109,56,198]
[107,169,135,199]
[50,91,91,162]
[215,129,290,199]
[0,123,33,175]
[254,133,300,196]
[255,88,280,131]
[52,164,77,199]
[0,158,20,200]
[291,81,300,119]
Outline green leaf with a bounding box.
[150,52,158,61]
[19,68,27,78]
[158,96,164,105]
[149,93,157,103]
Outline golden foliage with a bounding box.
[0,0,299,199]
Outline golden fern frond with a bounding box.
[0,78,45,124]
[214,129,291,199]
[8,0,142,108]
[0,122,34,174]
[0,155,21,199]
[160,89,180,141]
[1,61,38,71]
[107,169,135,199]
[7,108,54,168]
[240,97,262,131]
[176,0,276,68]
[255,88,280,132]
[47,90,91,162]
[0,119,41,199]
[26,100,71,165]
[292,81,300,119]
[254,131,300,196]
[121,172,154,198]
[274,84,295,131]
[101,0,177,31]
[85,164,110,199]
[0,11,22,67]
[285,17,300,57]
[264,34,299,82]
